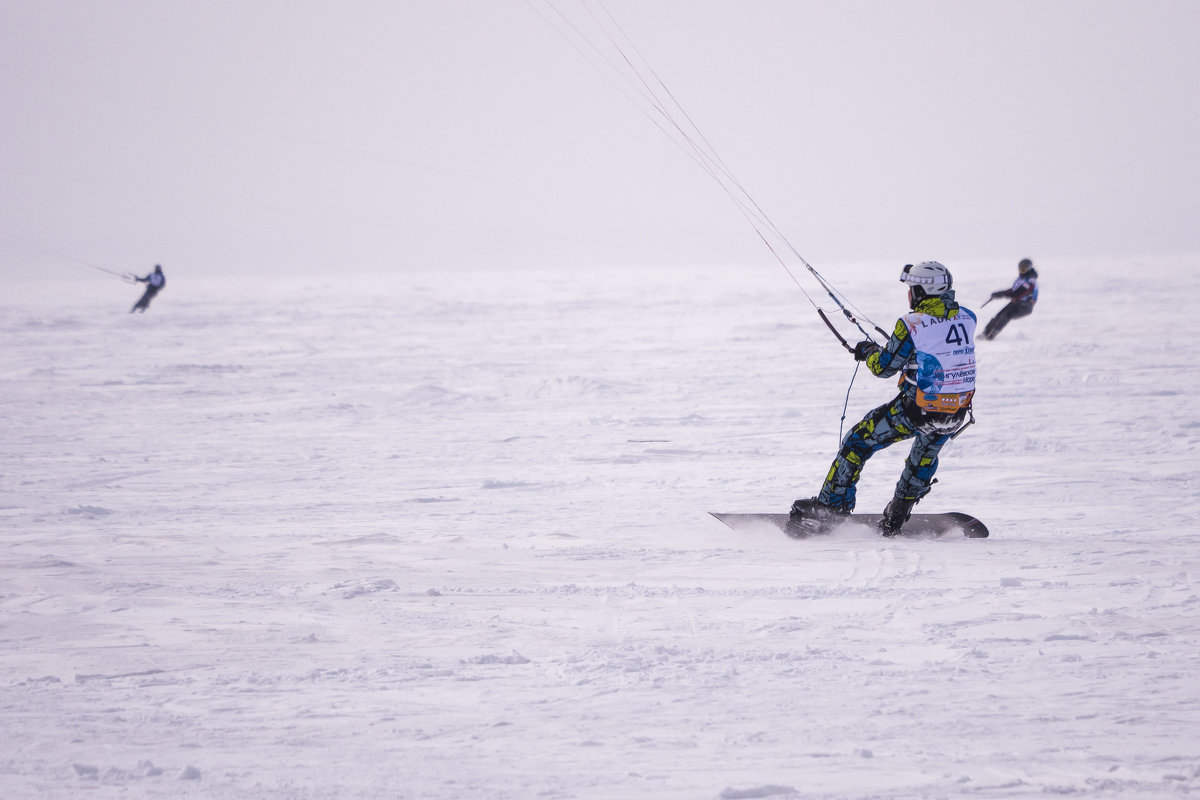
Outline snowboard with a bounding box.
[709,511,989,539]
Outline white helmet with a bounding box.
[900,261,953,297]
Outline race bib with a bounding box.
[902,312,976,413]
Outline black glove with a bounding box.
[990,291,1004,299]
[853,340,880,362]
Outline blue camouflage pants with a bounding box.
[817,395,960,513]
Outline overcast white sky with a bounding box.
[1,0,1197,280]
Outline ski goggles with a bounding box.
[899,263,938,286]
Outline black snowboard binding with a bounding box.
[787,497,849,538]
[879,497,917,537]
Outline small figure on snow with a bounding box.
[790,261,977,536]
[981,258,1037,340]
[130,264,166,313]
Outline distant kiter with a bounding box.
[982,258,1038,340]
[131,264,166,313]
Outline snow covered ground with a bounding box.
[3,256,1199,799]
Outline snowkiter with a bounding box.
[982,258,1037,340]
[131,265,166,313]
[790,261,977,536]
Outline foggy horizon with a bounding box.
[2,1,1197,282]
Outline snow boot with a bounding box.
[787,497,849,538]
[879,497,917,537]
